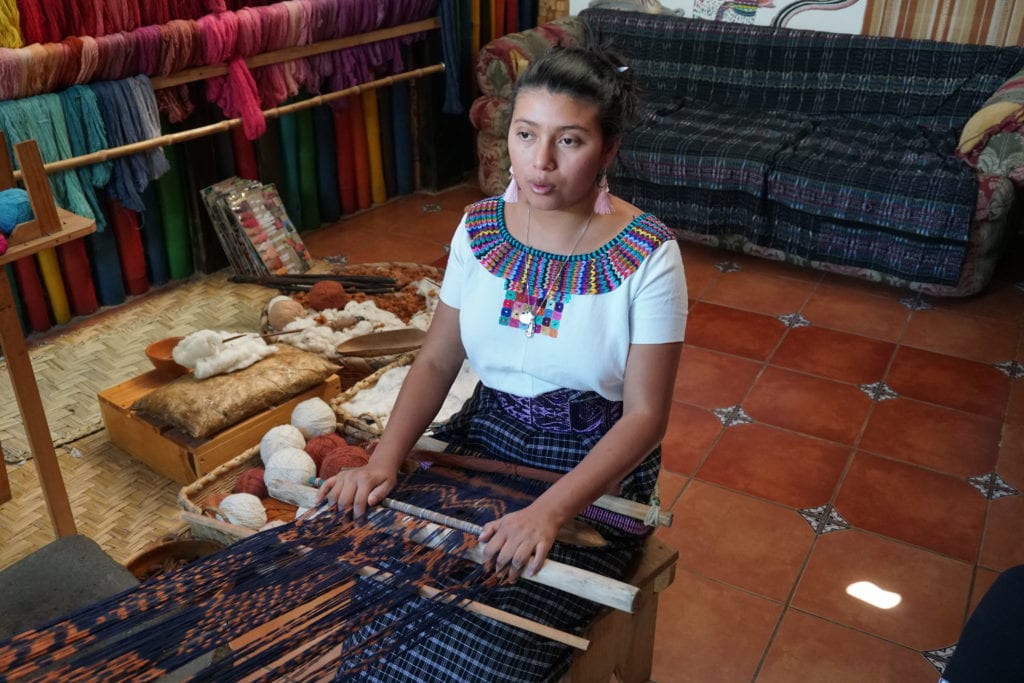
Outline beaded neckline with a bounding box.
[464,197,675,296]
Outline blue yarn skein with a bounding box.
[0,189,33,235]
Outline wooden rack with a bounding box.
[0,132,97,537]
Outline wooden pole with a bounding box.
[12,64,445,181]
[149,18,441,91]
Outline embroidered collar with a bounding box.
[464,197,676,296]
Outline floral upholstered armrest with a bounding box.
[470,17,586,195]
[958,67,1024,185]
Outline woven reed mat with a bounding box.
[0,270,274,570]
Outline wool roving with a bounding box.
[217,492,267,529]
[290,397,337,439]
[264,447,317,487]
[304,432,347,469]
[233,467,269,498]
[259,423,306,465]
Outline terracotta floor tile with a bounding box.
[674,346,762,409]
[731,252,824,283]
[661,401,722,475]
[651,569,782,683]
[697,423,851,509]
[791,529,972,650]
[757,609,942,683]
[923,280,1024,324]
[685,302,787,361]
[658,470,689,511]
[886,347,1010,419]
[661,481,814,601]
[835,453,987,562]
[682,255,720,300]
[819,272,913,300]
[744,367,872,445]
[1007,381,1024,424]
[859,398,1001,477]
[802,284,910,343]
[968,567,1001,616]
[979,495,1024,571]
[902,308,1018,364]
[997,423,1024,489]
[702,270,815,317]
[771,326,895,384]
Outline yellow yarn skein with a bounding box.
[0,0,22,49]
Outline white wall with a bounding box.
[569,0,867,35]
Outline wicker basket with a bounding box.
[258,261,442,389]
[177,446,264,546]
[330,353,417,442]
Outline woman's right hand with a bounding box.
[313,462,397,520]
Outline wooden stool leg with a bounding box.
[616,583,659,683]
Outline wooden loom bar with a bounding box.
[149,17,441,90]
[268,479,640,614]
[180,510,590,650]
[12,63,445,181]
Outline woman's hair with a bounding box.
[511,44,638,142]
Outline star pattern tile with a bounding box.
[923,645,957,675]
[714,260,742,273]
[712,404,754,427]
[798,503,850,534]
[859,381,899,402]
[994,360,1024,379]
[900,294,933,311]
[967,471,1021,500]
[776,312,811,328]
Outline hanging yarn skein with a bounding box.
[0,0,21,49]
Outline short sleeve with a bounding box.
[439,214,469,309]
[629,240,688,344]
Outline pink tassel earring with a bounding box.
[594,170,614,215]
[502,167,519,203]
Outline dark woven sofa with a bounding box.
[471,9,1024,296]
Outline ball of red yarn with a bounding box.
[308,280,348,311]
[318,445,369,480]
[233,468,269,498]
[304,433,348,469]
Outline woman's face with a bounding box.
[507,87,616,213]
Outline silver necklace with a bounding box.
[516,206,594,338]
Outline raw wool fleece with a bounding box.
[173,329,277,379]
[132,344,340,438]
[338,361,479,429]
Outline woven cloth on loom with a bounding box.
[0,466,589,681]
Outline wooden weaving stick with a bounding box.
[180,510,589,650]
[412,436,674,528]
[268,480,640,614]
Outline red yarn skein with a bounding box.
[304,433,347,469]
[233,467,268,498]
[318,445,369,480]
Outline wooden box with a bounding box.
[98,370,340,484]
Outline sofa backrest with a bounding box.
[582,8,1024,123]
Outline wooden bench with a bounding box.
[568,536,678,683]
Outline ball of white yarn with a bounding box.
[291,397,337,439]
[264,447,317,487]
[260,424,306,466]
[217,493,268,529]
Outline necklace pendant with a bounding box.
[518,310,535,337]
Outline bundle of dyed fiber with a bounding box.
[90,75,169,212]
[0,0,20,48]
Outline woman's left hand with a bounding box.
[478,504,560,581]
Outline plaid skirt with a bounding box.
[337,384,659,682]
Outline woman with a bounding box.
[318,44,687,682]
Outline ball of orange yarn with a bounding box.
[233,468,269,499]
[318,445,369,480]
[204,492,227,510]
[263,497,299,523]
[308,280,348,311]
[305,433,348,469]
